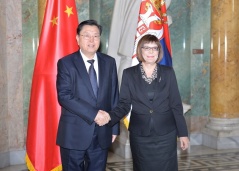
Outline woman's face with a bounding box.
[141,42,159,64]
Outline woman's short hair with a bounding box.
[136,34,163,63]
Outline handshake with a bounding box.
[94,110,111,126]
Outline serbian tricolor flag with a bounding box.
[124,0,172,128]
[25,0,78,170]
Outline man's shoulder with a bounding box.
[97,52,115,61]
[63,51,79,58]
[59,51,79,62]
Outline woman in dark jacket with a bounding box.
[101,34,189,171]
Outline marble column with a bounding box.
[203,0,239,149]
[0,0,9,168]
[0,0,24,168]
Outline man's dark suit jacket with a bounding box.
[110,63,188,137]
[56,51,119,150]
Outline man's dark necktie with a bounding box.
[87,60,98,98]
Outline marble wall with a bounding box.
[22,0,39,140]
[168,0,191,103]
[0,0,24,168]
[0,0,212,167]
[190,0,211,140]
[168,0,210,141]
[169,0,210,116]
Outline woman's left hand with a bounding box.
[179,137,190,150]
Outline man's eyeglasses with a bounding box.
[80,34,100,40]
[141,46,159,51]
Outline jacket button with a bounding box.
[149,110,153,113]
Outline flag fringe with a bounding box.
[25,154,36,171]
[25,154,62,171]
[51,165,62,171]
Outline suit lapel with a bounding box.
[97,53,106,101]
[153,65,166,103]
[73,51,96,99]
[134,64,152,108]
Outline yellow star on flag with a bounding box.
[50,16,58,26]
[64,5,74,17]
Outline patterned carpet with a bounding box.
[18,151,239,171]
[106,152,239,171]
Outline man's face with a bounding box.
[76,25,101,59]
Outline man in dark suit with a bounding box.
[56,20,119,171]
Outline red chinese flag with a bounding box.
[25,0,78,170]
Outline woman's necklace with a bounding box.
[140,63,157,84]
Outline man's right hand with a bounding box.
[94,110,111,126]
